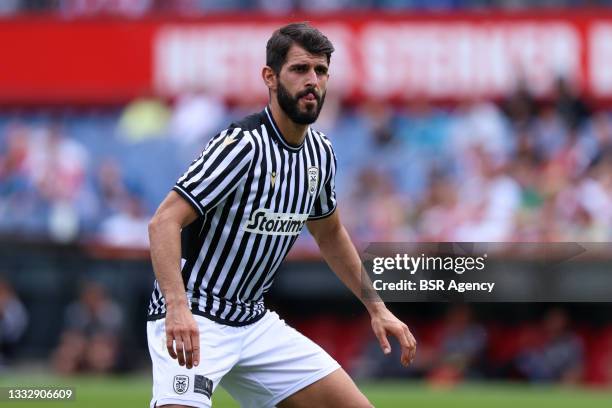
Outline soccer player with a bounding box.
[146,22,417,408]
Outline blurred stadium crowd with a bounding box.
[3,276,611,385]
[2,78,612,386]
[1,78,611,247]
[304,305,612,386]
[4,0,612,16]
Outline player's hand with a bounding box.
[370,306,417,367]
[165,303,200,369]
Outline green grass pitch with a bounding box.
[0,374,610,407]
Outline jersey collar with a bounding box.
[263,106,306,152]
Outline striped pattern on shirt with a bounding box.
[147,107,337,326]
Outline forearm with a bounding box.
[316,225,387,316]
[310,213,417,365]
[148,218,187,308]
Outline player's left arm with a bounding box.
[307,211,417,366]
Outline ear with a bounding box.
[262,66,277,92]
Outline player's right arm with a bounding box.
[148,191,200,369]
[151,127,252,369]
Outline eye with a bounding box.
[316,67,328,75]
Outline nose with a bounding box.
[304,68,319,89]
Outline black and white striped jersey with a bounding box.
[147,106,337,326]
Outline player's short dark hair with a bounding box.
[266,22,334,74]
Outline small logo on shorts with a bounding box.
[194,375,213,399]
[173,375,189,394]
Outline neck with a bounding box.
[268,99,309,146]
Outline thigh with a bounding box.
[221,311,346,408]
[147,316,242,408]
[277,368,372,408]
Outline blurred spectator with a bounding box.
[582,110,612,165]
[503,80,537,132]
[515,308,584,384]
[52,282,124,374]
[0,121,89,240]
[26,123,88,203]
[510,153,547,240]
[343,167,411,242]
[93,158,131,219]
[98,193,150,248]
[0,122,35,233]
[453,146,521,241]
[117,96,171,143]
[531,103,569,162]
[0,279,28,368]
[361,100,397,149]
[553,77,590,131]
[353,305,487,383]
[425,305,488,386]
[450,98,511,158]
[169,92,226,146]
[417,173,465,241]
[26,123,89,241]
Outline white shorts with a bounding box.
[147,311,341,408]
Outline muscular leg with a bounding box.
[277,368,373,408]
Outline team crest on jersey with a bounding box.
[173,375,189,394]
[308,167,319,195]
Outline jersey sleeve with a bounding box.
[173,128,253,217]
[309,137,337,220]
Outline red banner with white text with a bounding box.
[2,13,612,104]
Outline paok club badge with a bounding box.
[173,375,189,394]
[308,167,319,195]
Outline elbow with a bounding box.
[148,211,183,239]
[147,218,157,240]
[148,213,165,238]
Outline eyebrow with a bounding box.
[289,62,328,71]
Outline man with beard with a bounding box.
[146,22,416,408]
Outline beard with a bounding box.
[276,80,326,125]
